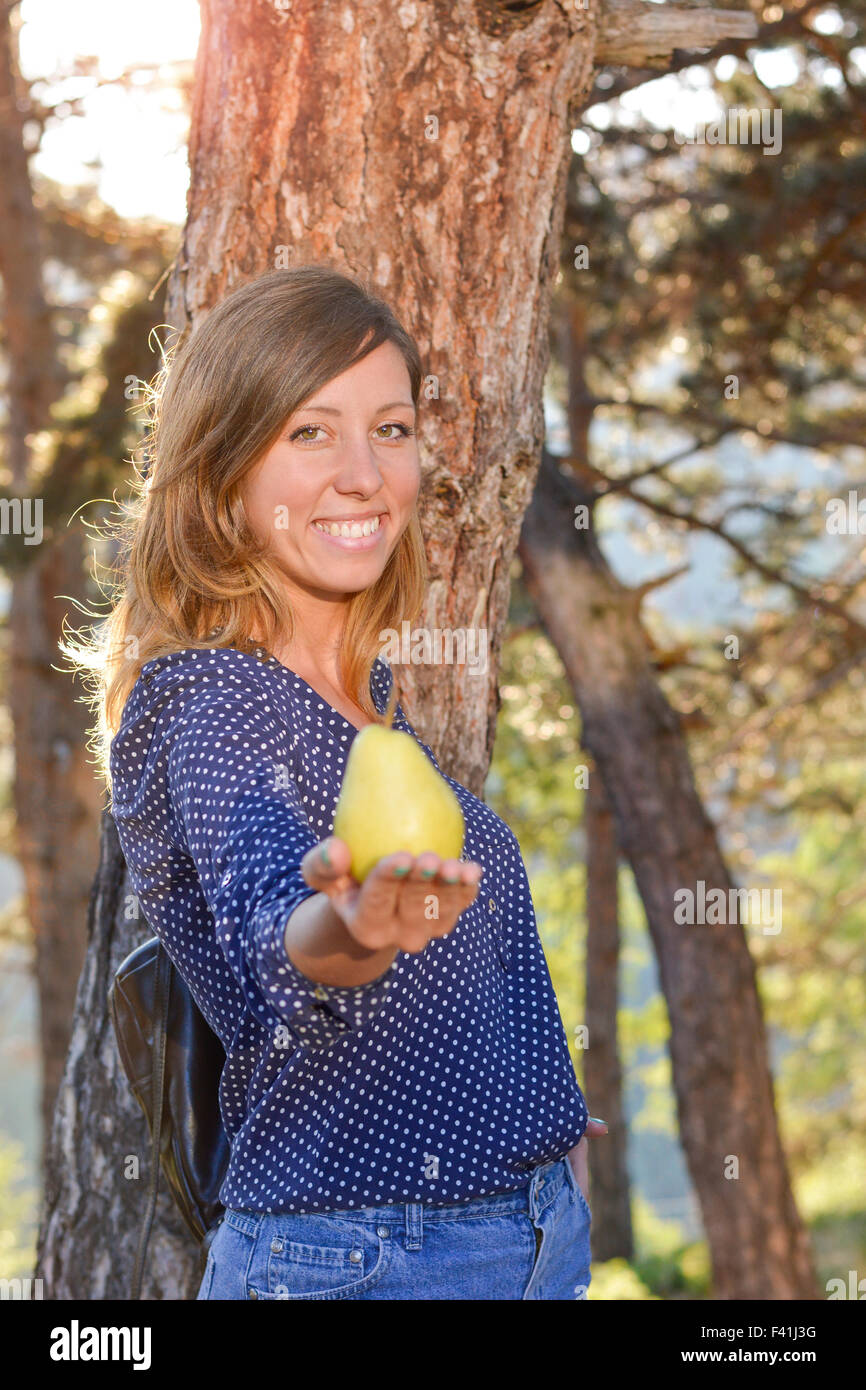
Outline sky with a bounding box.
[19,0,201,222]
[18,0,838,225]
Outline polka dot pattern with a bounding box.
[109,646,589,1213]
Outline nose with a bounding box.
[333,433,387,498]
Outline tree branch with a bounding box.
[596,0,758,70]
[628,487,866,641]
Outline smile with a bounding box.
[311,513,385,549]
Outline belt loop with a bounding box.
[404,1203,423,1251]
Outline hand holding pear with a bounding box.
[332,683,466,882]
[300,838,482,957]
[298,680,483,957]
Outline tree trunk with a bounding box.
[584,764,634,1261]
[166,0,598,798]
[519,448,819,1299]
[5,556,104,1159]
[36,812,199,1300]
[0,1,101,1158]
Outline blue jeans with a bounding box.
[196,1155,591,1300]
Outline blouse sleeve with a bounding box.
[166,682,394,1050]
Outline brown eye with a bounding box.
[375,423,414,439]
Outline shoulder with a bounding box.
[109,648,291,797]
[139,644,273,690]
[119,647,280,736]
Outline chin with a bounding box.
[299,560,388,594]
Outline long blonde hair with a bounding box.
[61,264,428,794]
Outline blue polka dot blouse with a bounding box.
[109,645,589,1213]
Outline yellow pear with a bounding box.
[332,720,465,883]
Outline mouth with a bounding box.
[310,512,386,551]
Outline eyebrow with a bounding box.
[290,400,416,417]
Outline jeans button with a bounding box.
[349,1249,363,1264]
[377,1226,389,1239]
[271,1239,283,1254]
[248,1288,258,1299]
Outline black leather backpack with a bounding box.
[109,935,230,1298]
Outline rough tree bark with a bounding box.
[519,447,820,1299]
[36,0,759,1297]
[584,765,634,1262]
[0,0,102,1158]
[36,813,200,1300]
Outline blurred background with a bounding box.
[0,0,863,1299]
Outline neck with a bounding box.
[252,580,354,685]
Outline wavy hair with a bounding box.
[61,264,428,794]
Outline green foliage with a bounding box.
[589,1199,713,1300]
[589,1258,659,1301]
[0,1136,37,1281]
[630,1195,712,1298]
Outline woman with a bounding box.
[69,264,603,1300]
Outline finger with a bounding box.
[459,861,484,888]
[399,859,473,944]
[393,852,441,922]
[396,856,483,942]
[300,836,353,893]
[586,1117,608,1136]
[437,857,465,887]
[408,851,442,884]
[417,859,478,937]
[350,853,415,947]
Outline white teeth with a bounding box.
[314,515,382,538]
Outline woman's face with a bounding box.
[243,340,420,601]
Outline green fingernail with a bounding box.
[444,874,459,884]
[392,865,410,877]
[421,867,436,878]
[320,842,331,866]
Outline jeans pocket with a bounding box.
[247,1216,392,1301]
[525,1169,592,1301]
[574,1182,592,1224]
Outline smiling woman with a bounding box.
[61,265,593,1301]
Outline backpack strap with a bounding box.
[130,941,172,1299]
